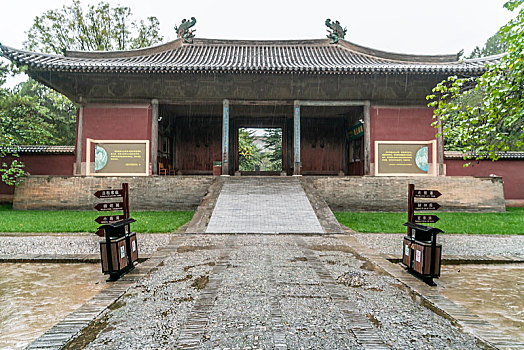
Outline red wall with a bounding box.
[446,159,524,200]
[370,106,437,164]
[80,105,152,162]
[0,154,74,198]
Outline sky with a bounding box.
[0,0,517,86]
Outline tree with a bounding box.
[0,66,56,185]
[13,79,76,145]
[468,30,507,59]
[1,0,165,185]
[427,0,524,160]
[25,0,163,53]
[263,128,283,171]
[238,129,263,172]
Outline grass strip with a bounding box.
[0,205,193,233]
[334,208,524,234]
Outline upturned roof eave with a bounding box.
[0,38,501,75]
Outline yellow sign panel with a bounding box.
[375,141,437,176]
[87,139,149,176]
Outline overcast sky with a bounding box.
[0,0,516,86]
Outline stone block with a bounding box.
[13,176,214,211]
[305,176,505,212]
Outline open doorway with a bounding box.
[238,127,282,175]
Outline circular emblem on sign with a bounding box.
[94,145,108,171]
[415,146,428,172]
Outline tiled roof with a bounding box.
[445,151,524,160]
[0,38,501,75]
[2,145,75,154]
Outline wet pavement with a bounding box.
[83,235,480,349]
[206,178,324,234]
[0,263,106,349]
[1,232,522,349]
[439,264,524,343]
[2,195,523,349]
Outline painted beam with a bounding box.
[296,100,369,107]
[151,99,159,175]
[222,99,230,175]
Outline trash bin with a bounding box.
[98,218,138,280]
[213,161,222,176]
[403,222,443,284]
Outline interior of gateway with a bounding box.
[157,103,365,176]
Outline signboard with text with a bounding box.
[375,140,437,176]
[347,122,364,140]
[86,139,149,176]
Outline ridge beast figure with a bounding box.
[325,18,347,44]
[175,17,197,44]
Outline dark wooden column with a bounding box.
[75,104,84,175]
[222,99,230,175]
[437,116,445,175]
[151,99,159,175]
[293,100,301,175]
[363,101,371,175]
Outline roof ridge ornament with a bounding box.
[175,17,197,44]
[325,19,347,44]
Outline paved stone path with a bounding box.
[83,235,481,349]
[353,233,524,257]
[205,177,324,234]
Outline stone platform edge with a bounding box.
[382,254,524,265]
[11,175,507,212]
[305,176,506,212]
[0,254,151,264]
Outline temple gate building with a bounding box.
[1,29,522,209]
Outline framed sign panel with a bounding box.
[375,140,437,176]
[86,139,149,176]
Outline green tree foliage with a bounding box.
[238,129,263,172]
[13,79,76,145]
[428,0,524,160]
[25,0,163,53]
[1,0,165,185]
[264,128,282,171]
[468,30,507,59]
[0,66,54,185]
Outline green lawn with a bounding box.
[0,205,193,233]
[334,208,524,235]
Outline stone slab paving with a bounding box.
[81,235,481,349]
[337,234,524,350]
[0,233,171,256]
[0,253,152,263]
[26,234,189,350]
[353,233,524,257]
[205,177,324,234]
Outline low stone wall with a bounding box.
[304,176,506,212]
[13,176,214,210]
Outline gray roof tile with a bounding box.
[0,38,501,75]
[2,145,75,154]
[445,151,524,159]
